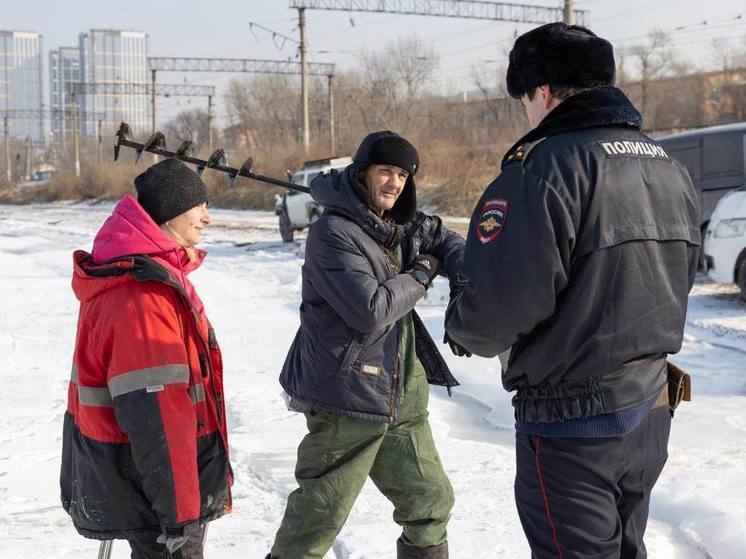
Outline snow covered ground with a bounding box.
[1,202,745,559]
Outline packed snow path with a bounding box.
[1,203,744,558]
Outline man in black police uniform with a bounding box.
[444,22,700,558]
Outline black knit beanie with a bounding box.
[353,131,419,175]
[135,158,208,225]
[506,22,615,99]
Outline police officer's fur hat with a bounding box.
[506,22,615,99]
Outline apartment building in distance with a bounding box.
[0,30,44,142]
[78,29,149,136]
[49,46,81,146]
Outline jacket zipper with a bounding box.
[171,283,223,429]
[196,325,222,427]
[385,244,404,424]
[389,324,402,424]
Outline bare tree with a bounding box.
[471,62,507,124]
[707,36,746,72]
[355,37,438,134]
[224,74,302,150]
[163,109,215,151]
[624,29,690,126]
[707,37,746,122]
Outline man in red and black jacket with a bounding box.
[60,159,232,558]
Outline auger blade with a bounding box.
[239,157,254,176]
[136,131,166,164]
[175,140,195,159]
[114,122,133,161]
[206,148,227,169]
[198,147,226,176]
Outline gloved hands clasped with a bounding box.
[444,331,471,357]
[444,276,472,357]
[407,254,440,288]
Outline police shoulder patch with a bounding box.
[476,199,508,244]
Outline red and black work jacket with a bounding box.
[61,195,232,540]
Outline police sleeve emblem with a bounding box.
[476,199,508,244]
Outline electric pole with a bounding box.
[61,106,67,152]
[298,8,310,153]
[97,119,103,165]
[151,70,157,132]
[4,116,11,182]
[24,137,31,179]
[72,92,80,178]
[207,94,214,151]
[564,0,575,25]
[328,74,335,154]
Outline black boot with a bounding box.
[397,538,449,559]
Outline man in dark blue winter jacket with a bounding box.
[445,23,700,559]
[268,131,464,559]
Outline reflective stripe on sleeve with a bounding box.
[108,364,191,398]
[70,364,79,384]
[78,386,113,407]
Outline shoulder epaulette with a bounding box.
[504,137,546,166]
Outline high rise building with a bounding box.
[0,30,44,142]
[49,46,80,146]
[78,29,149,137]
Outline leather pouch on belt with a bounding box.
[667,361,692,415]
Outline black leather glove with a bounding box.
[157,532,190,554]
[407,254,440,287]
[157,521,200,555]
[443,331,471,357]
[443,275,471,357]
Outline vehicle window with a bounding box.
[666,141,701,185]
[286,173,305,196]
[702,133,744,189]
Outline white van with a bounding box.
[274,156,352,242]
[705,188,746,299]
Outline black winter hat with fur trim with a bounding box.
[353,131,419,224]
[135,158,208,225]
[353,131,419,176]
[506,22,615,99]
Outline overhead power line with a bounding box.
[248,20,301,48]
[147,56,334,76]
[0,109,104,122]
[289,0,589,26]
[68,82,215,97]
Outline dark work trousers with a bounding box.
[127,525,206,559]
[515,407,671,559]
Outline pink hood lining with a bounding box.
[90,193,207,317]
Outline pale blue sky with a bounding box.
[4,0,744,123]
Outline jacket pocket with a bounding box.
[339,332,366,374]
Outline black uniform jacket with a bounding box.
[281,165,462,423]
[445,86,700,424]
